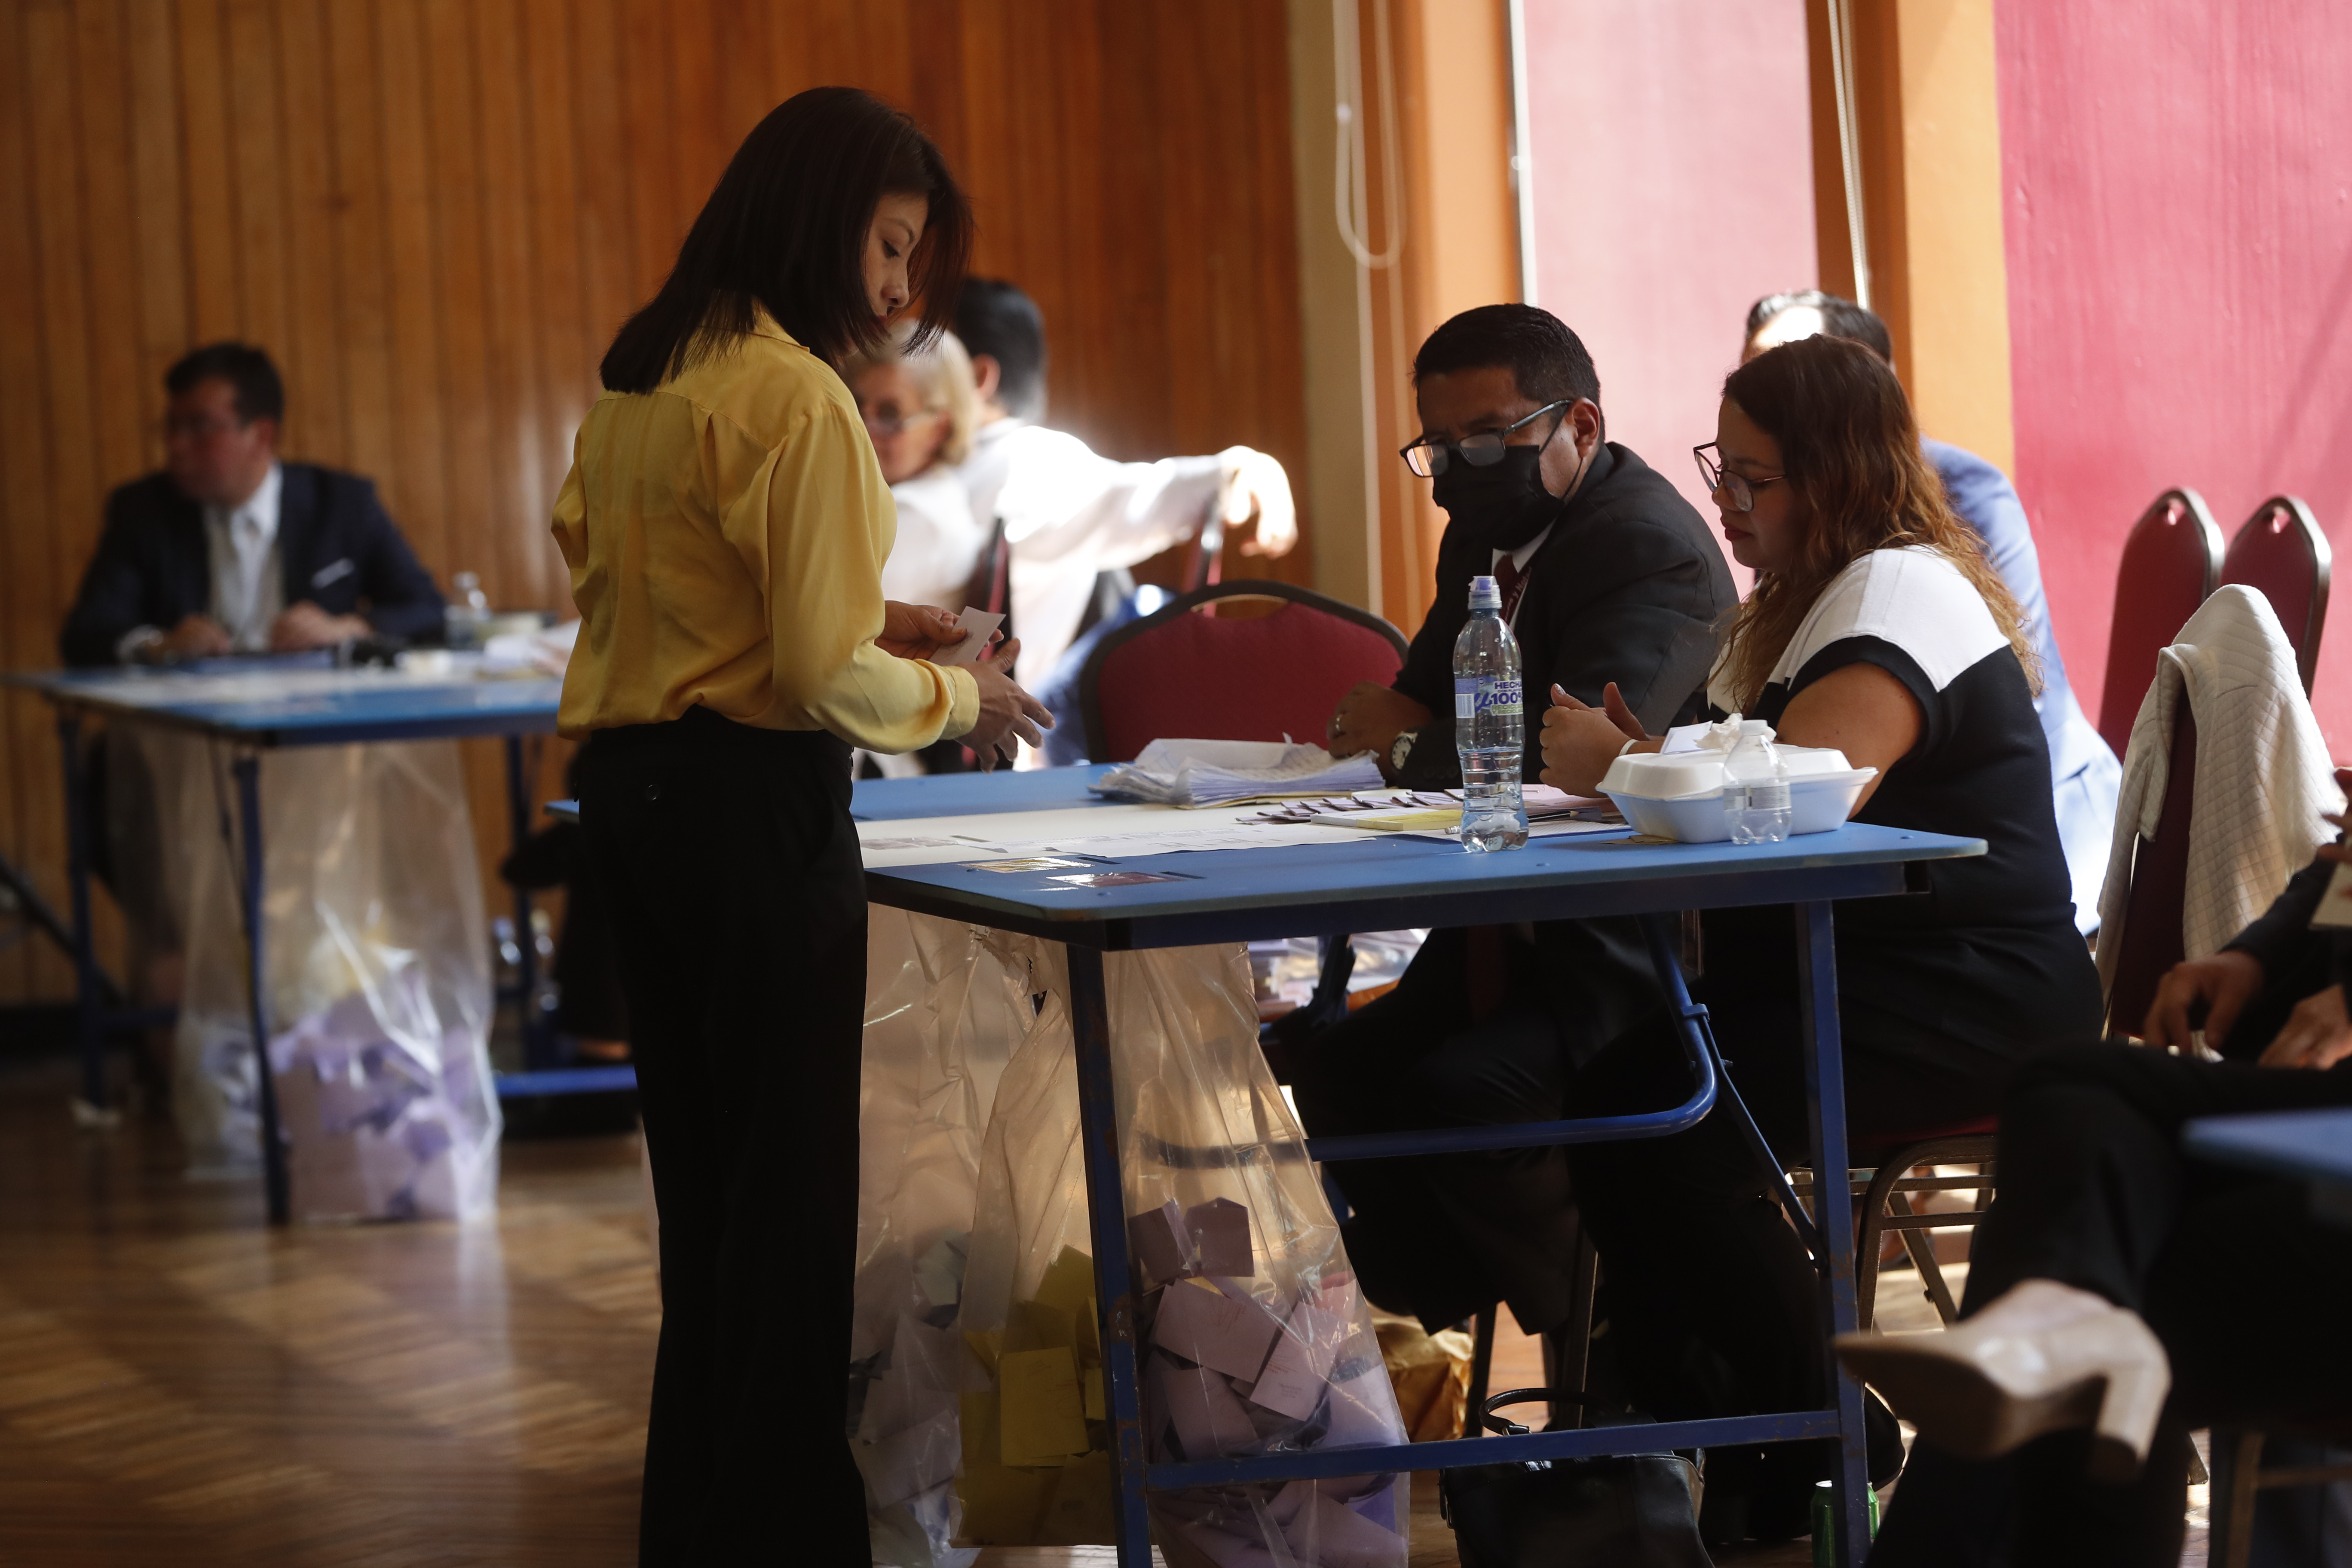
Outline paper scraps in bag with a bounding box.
[1152,1276,1280,1382]
[999,1347,1089,1465]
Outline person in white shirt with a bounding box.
[839,321,992,610]
[950,279,1299,760]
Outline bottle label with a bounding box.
[1453,677,1521,721]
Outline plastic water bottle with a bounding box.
[1724,719,1792,844]
[1453,575,1528,852]
[444,570,490,649]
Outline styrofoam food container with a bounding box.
[1599,745,1877,842]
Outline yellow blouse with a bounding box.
[551,314,978,750]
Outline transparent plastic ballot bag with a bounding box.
[955,941,1412,1566]
[850,911,1049,1567]
[157,731,499,1220]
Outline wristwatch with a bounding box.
[1389,729,1419,775]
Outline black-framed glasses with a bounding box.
[1400,400,1569,478]
[1694,442,1785,513]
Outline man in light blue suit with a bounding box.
[1745,291,2120,933]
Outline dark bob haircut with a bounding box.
[600,87,972,393]
[1745,288,1893,364]
[166,342,285,424]
[1412,303,1601,414]
[953,278,1048,421]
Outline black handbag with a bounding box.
[1439,1388,1714,1568]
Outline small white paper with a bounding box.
[932,606,1003,667]
[2313,859,2352,929]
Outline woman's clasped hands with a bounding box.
[1538,680,1651,795]
[877,600,1050,769]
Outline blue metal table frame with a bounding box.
[6,666,565,1223]
[850,766,1985,1568]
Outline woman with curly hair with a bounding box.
[1539,333,2101,1545]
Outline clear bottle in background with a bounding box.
[1723,719,1792,844]
[444,570,490,649]
[1453,574,1529,852]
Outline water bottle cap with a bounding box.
[1467,575,1502,609]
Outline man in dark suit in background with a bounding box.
[1297,305,1735,1364]
[61,342,443,666]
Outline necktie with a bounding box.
[1494,554,1528,621]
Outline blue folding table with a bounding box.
[6,665,567,1223]
[844,765,1983,1567]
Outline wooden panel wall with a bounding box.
[0,0,1309,1004]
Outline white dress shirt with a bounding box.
[207,463,285,652]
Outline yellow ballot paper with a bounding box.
[1038,1450,1115,1545]
[957,1460,1056,1544]
[1083,1364,1107,1421]
[999,1346,1090,1466]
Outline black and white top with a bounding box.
[1703,545,2102,1067]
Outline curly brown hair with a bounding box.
[1712,334,2035,710]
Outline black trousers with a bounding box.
[577,710,870,1566]
[1293,928,1585,1334]
[1565,983,2020,1495]
[1870,1044,2352,1568]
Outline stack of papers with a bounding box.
[1092,740,1384,808]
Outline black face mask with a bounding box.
[1429,438,1576,554]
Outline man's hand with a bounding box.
[270,600,370,652]
[146,613,233,662]
[962,637,1054,771]
[2142,949,2265,1052]
[1540,683,1645,794]
[2261,983,2352,1069]
[1219,447,1297,559]
[878,601,982,662]
[1326,681,1431,761]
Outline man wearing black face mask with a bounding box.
[1296,305,1734,1369]
[1328,305,1730,780]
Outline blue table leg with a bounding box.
[1066,945,1153,1566]
[1797,899,1870,1565]
[55,709,110,1115]
[502,733,552,1069]
[233,754,292,1226]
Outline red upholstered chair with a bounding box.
[2103,705,2201,1038]
[2098,489,2222,759]
[1077,579,1409,764]
[2220,495,2331,695]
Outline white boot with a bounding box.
[1835,1279,2171,1482]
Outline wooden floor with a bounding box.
[0,1051,2205,1566]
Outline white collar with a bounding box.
[208,462,284,543]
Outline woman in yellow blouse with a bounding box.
[552,88,1048,1564]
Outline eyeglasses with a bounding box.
[860,406,946,438]
[1400,400,1569,478]
[165,413,249,440]
[1693,442,1785,513]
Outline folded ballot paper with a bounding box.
[1093,739,1385,808]
[266,977,500,1222]
[946,940,1411,1565]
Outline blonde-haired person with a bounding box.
[840,321,990,611]
[1538,333,2101,1544]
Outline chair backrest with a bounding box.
[1078,579,1409,764]
[2220,495,2330,695]
[2104,704,2199,1036]
[2099,488,2221,759]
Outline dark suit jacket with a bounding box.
[1386,442,1738,1057]
[1389,441,1736,788]
[2220,854,2352,1059]
[59,464,446,665]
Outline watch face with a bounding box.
[1391,731,1415,768]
